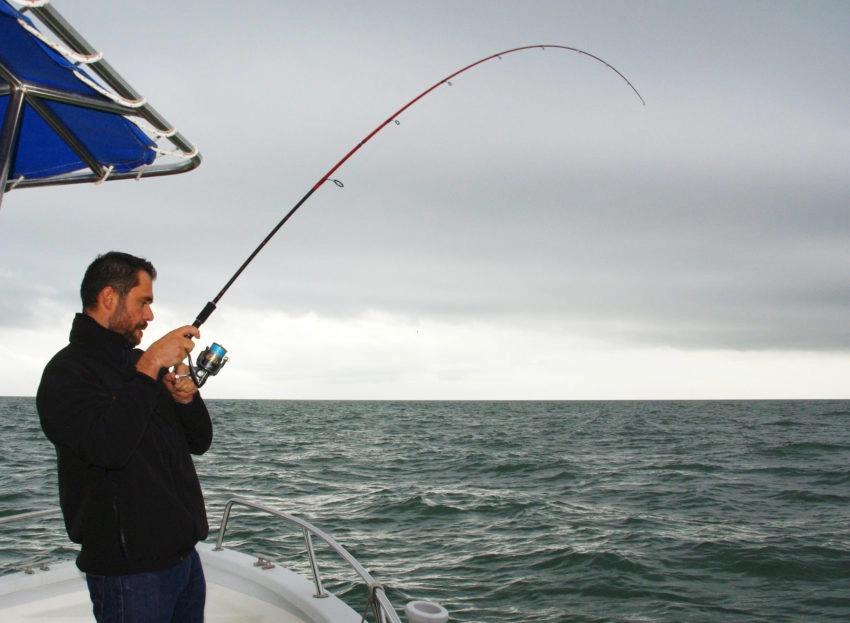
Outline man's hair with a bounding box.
[80,251,157,311]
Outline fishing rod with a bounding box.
[184,44,644,386]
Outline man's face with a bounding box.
[108,270,154,346]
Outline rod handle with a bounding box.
[192,301,217,328]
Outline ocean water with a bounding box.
[1,397,848,622]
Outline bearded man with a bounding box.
[37,251,212,623]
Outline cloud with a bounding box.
[1,0,849,398]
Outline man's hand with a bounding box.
[136,325,200,380]
[164,363,198,404]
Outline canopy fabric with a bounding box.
[0,1,156,181]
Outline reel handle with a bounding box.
[185,342,228,388]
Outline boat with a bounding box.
[0,499,448,622]
[0,2,447,620]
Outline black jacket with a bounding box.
[37,313,213,575]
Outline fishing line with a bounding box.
[185,44,644,385]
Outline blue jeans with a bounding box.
[86,549,206,623]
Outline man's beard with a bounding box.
[108,301,147,346]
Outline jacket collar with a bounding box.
[69,313,137,365]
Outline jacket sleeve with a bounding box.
[36,351,161,470]
[174,394,213,455]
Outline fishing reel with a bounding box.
[187,342,229,387]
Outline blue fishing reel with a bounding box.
[188,342,229,387]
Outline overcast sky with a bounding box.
[1,0,848,399]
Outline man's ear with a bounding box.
[97,286,118,313]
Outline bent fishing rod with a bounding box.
[183,44,645,386]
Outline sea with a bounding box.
[1,397,848,623]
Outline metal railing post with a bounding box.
[213,499,235,551]
[303,528,328,598]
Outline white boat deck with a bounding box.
[0,499,432,623]
[0,543,360,623]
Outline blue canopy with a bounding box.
[0,0,199,204]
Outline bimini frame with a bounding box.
[0,0,201,208]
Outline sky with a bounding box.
[1,0,848,400]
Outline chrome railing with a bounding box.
[0,508,62,525]
[0,502,403,622]
[0,508,64,574]
[213,497,402,623]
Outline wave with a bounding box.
[4,398,850,622]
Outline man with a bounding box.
[37,251,212,623]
